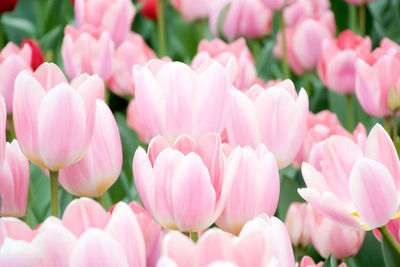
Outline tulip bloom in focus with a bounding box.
[299,124,400,230]
[13,63,103,170]
[133,133,234,232]
[227,80,309,169]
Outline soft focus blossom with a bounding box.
[59,100,122,197]
[274,12,335,75]
[74,0,136,45]
[283,0,331,27]
[62,25,114,81]
[227,80,309,169]
[135,61,232,141]
[127,99,151,143]
[299,256,347,267]
[307,206,365,259]
[0,218,35,246]
[0,0,17,14]
[138,0,157,20]
[260,0,295,10]
[133,133,234,232]
[13,63,103,170]
[171,0,210,22]
[209,0,273,41]
[284,202,311,247]
[299,124,400,230]
[192,38,257,91]
[216,145,280,235]
[0,42,31,114]
[318,30,372,94]
[0,140,29,217]
[108,32,156,97]
[21,39,45,71]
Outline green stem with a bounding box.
[7,115,15,141]
[196,19,206,41]
[279,10,290,79]
[393,112,398,149]
[95,195,106,209]
[190,232,198,243]
[359,4,366,36]
[50,170,59,217]
[349,4,357,33]
[157,0,166,57]
[384,117,391,135]
[346,94,355,131]
[0,14,5,47]
[378,225,400,257]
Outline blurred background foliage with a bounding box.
[1,0,400,265]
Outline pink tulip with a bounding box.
[284,202,311,247]
[307,206,365,259]
[108,32,156,96]
[227,80,309,169]
[59,100,122,197]
[126,201,162,267]
[355,38,400,117]
[283,0,331,27]
[0,218,35,246]
[0,238,44,267]
[0,140,29,217]
[13,63,103,170]
[32,217,77,267]
[344,0,376,5]
[127,99,151,143]
[69,229,130,267]
[318,30,372,94]
[209,0,273,41]
[133,133,234,232]
[62,25,114,81]
[216,145,280,235]
[0,96,6,168]
[0,42,31,114]
[260,0,295,10]
[192,38,257,91]
[62,198,110,237]
[161,214,295,266]
[74,0,136,45]
[171,0,210,22]
[135,61,232,141]
[293,110,367,169]
[299,256,347,267]
[299,123,400,230]
[274,12,335,75]
[138,0,157,20]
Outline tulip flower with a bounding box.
[273,12,335,75]
[138,0,157,20]
[260,0,295,10]
[293,110,367,169]
[133,133,234,232]
[59,100,122,197]
[283,0,331,27]
[318,30,372,94]
[62,25,114,81]
[192,38,257,91]
[74,0,136,45]
[0,42,31,114]
[135,61,232,141]
[0,217,35,246]
[209,0,273,41]
[298,123,400,230]
[307,206,365,259]
[13,63,103,171]
[284,202,311,247]
[355,38,400,117]
[21,39,45,71]
[161,214,295,266]
[0,0,17,14]
[0,140,29,217]
[0,238,43,267]
[0,96,5,167]
[127,99,151,143]
[108,33,156,97]
[216,145,280,235]
[299,256,347,267]
[171,0,210,22]
[226,80,309,169]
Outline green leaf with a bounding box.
[350,232,384,267]
[381,231,400,267]
[2,15,36,43]
[276,168,304,220]
[322,254,337,267]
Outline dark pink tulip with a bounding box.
[192,38,257,91]
[74,0,136,45]
[0,42,31,114]
[0,140,29,217]
[13,63,103,171]
[318,30,372,94]
[21,39,45,71]
[0,0,17,14]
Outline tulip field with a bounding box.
[2,0,400,266]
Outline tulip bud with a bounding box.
[0,0,17,14]
[284,202,311,248]
[387,85,400,112]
